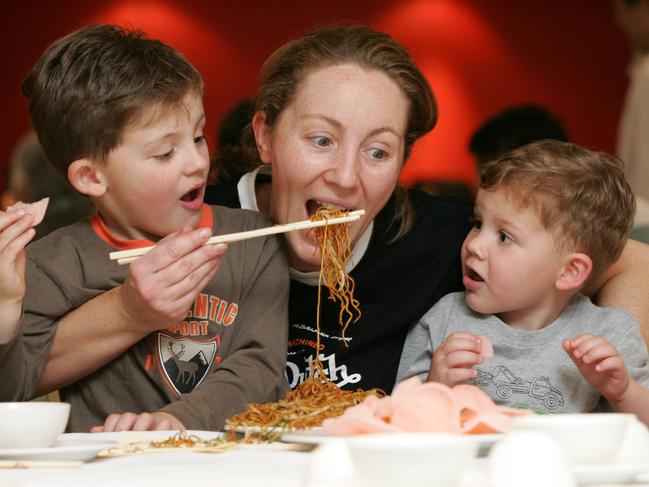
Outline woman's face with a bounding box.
[255,63,410,271]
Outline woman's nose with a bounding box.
[325,146,360,189]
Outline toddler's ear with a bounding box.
[556,252,592,291]
[252,111,272,165]
[68,159,106,197]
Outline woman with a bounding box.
[205,24,649,393]
[34,24,649,431]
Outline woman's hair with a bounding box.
[215,24,437,240]
[481,140,636,285]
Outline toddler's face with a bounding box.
[94,91,209,241]
[460,187,566,326]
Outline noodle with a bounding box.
[226,361,382,441]
[225,207,380,440]
[98,430,236,457]
[311,206,362,345]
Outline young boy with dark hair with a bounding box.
[398,140,649,423]
[0,24,289,432]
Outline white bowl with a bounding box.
[346,433,478,487]
[509,413,633,464]
[0,402,70,449]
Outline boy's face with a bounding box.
[94,91,209,240]
[460,187,568,326]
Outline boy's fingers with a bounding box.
[595,356,623,373]
[444,368,477,385]
[1,227,36,259]
[569,335,602,359]
[581,343,617,365]
[112,413,139,432]
[0,215,35,254]
[444,350,482,369]
[140,227,213,273]
[132,413,156,431]
[442,336,482,354]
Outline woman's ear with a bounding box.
[68,159,107,197]
[252,112,272,165]
[556,252,593,291]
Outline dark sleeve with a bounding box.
[0,258,71,400]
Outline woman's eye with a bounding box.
[498,231,513,244]
[312,136,331,147]
[469,216,481,229]
[154,149,174,160]
[368,148,388,160]
[194,134,206,145]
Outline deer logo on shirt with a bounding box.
[158,334,217,395]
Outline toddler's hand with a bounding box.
[563,333,629,402]
[427,332,486,386]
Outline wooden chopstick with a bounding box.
[0,460,84,468]
[110,209,365,265]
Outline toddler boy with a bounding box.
[398,140,649,423]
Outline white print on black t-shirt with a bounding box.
[286,352,361,389]
[291,324,353,343]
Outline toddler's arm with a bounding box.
[564,334,649,425]
[428,332,486,386]
[0,210,36,344]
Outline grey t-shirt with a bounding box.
[397,292,649,413]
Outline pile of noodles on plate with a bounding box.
[226,207,382,441]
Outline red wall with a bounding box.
[0,0,631,192]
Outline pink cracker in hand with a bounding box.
[478,335,494,358]
[6,197,49,227]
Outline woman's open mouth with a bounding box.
[305,199,353,217]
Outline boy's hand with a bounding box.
[0,210,36,342]
[0,210,36,301]
[563,334,630,402]
[116,226,227,334]
[427,332,485,386]
[90,411,184,432]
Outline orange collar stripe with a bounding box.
[91,204,214,251]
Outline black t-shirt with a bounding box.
[205,183,472,392]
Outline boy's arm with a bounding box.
[586,239,649,348]
[157,233,290,430]
[35,227,226,395]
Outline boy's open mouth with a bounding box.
[181,187,201,202]
[466,268,484,282]
[306,199,353,217]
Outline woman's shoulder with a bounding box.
[408,188,473,222]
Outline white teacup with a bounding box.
[346,433,478,487]
[509,413,633,464]
[0,402,70,449]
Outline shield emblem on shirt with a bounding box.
[158,334,217,395]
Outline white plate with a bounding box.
[574,462,649,485]
[63,430,224,444]
[280,430,500,454]
[280,429,329,445]
[0,436,116,462]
